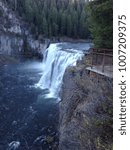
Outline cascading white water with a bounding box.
[36,43,84,99]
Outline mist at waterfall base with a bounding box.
[0,42,90,149]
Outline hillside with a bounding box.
[59,64,113,150]
[4,0,90,39]
[0,1,48,59]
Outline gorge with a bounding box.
[0,42,93,150]
[0,0,113,150]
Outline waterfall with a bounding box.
[36,43,84,99]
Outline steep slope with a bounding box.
[59,65,113,150]
[0,1,48,58]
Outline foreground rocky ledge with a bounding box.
[59,64,113,150]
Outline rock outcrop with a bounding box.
[59,64,113,150]
[0,1,49,58]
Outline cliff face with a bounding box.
[59,65,113,150]
[0,1,48,58]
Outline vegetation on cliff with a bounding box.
[4,0,113,49]
[86,0,113,48]
[6,0,90,39]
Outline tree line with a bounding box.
[6,0,90,39]
[5,0,113,48]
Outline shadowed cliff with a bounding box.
[59,63,113,150]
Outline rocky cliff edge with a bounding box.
[59,63,113,150]
[0,1,49,59]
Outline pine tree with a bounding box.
[42,17,48,36]
[87,0,113,48]
[60,12,67,36]
[66,15,72,37]
[14,0,90,39]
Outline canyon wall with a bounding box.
[59,65,113,150]
[0,1,49,58]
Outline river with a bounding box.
[0,42,91,150]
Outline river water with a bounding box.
[0,42,91,150]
